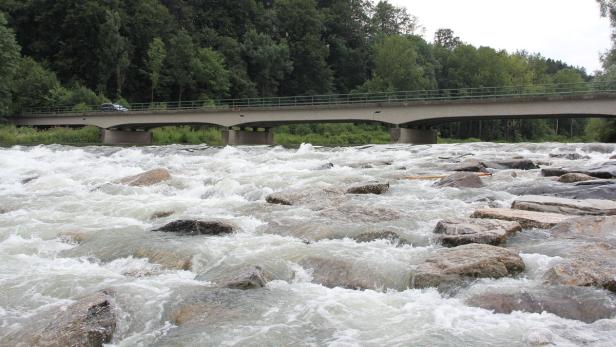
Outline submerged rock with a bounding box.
[134,248,193,270]
[116,168,171,187]
[319,204,401,223]
[346,182,390,195]
[150,211,175,220]
[467,286,616,323]
[549,216,616,243]
[411,244,525,289]
[58,231,90,245]
[352,231,403,244]
[471,208,571,229]
[434,172,484,188]
[34,290,116,347]
[508,181,616,200]
[558,173,594,183]
[549,153,590,160]
[154,220,234,236]
[299,257,386,290]
[218,266,269,290]
[512,195,616,216]
[453,159,488,172]
[485,159,539,170]
[433,218,522,247]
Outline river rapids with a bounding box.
[1,142,616,346]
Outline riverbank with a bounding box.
[0,123,604,146]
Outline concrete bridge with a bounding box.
[9,83,616,145]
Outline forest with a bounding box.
[1,0,615,144]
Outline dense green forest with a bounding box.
[0,0,615,143]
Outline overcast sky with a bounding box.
[390,0,612,73]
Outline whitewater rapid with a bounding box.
[1,143,615,346]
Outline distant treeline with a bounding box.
[1,0,615,142]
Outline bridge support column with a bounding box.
[390,128,437,145]
[222,128,274,145]
[102,129,153,145]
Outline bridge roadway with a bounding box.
[9,84,616,145]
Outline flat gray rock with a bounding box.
[512,195,616,216]
[410,244,525,289]
[434,172,484,188]
[558,173,594,183]
[471,208,571,229]
[433,218,522,247]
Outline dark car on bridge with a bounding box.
[99,103,128,112]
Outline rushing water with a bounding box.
[1,142,615,346]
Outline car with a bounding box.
[99,103,128,112]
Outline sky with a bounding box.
[390,0,613,73]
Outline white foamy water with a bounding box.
[1,142,615,346]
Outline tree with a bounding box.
[191,47,231,99]
[0,12,20,117]
[360,35,436,92]
[241,30,293,96]
[434,28,461,50]
[369,0,420,38]
[164,31,196,102]
[146,37,167,102]
[10,57,61,114]
[97,10,130,98]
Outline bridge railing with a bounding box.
[21,81,616,116]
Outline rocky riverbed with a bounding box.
[1,142,616,346]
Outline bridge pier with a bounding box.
[222,128,274,145]
[390,128,437,145]
[101,129,153,145]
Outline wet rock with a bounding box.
[543,244,616,292]
[346,182,390,195]
[134,248,193,270]
[467,286,616,323]
[299,257,385,290]
[512,195,616,216]
[558,173,594,183]
[154,220,234,236]
[319,204,401,223]
[265,193,294,205]
[549,216,616,243]
[433,219,522,247]
[352,231,403,244]
[453,159,488,172]
[35,290,116,347]
[411,244,525,289]
[549,153,590,160]
[21,175,39,184]
[116,168,171,187]
[541,161,616,179]
[434,172,484,188]
[471,208,571,229]
[150,211,174,219]
[218,266,269,290]
[265,190,317,206]
[508,181,616,200]
[485,159,539,170]
[611,154,616,160]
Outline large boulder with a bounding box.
[433,218,522,247]
[116,168,171,187]
[34,290,116,347]
[512,195,616,216]
[346,182,390,195]
[549,216,616,244]
[218,266,269,290]
[557,173,594,183]
[508,181,616,200]
[541,161,616,179]
[299,257,388,290]
[466,286,616,323]
[471,208,571,229]
[410,244,525,289]
[543,244,616,292]
[434,172,484,188]
[154,220,234,236]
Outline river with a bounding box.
[1,143,615,346]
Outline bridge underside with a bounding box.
[9,95,616,145]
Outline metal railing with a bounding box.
[21,81,616,116]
